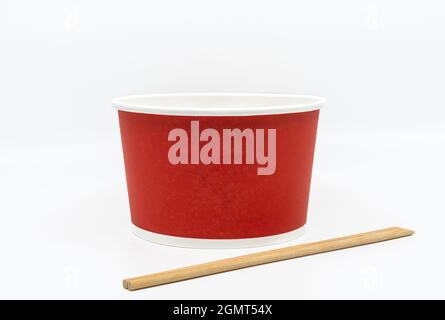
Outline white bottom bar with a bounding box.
[131,224,306,249]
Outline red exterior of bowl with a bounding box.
[118,109,320,239]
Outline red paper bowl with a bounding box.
[113,94,324,248]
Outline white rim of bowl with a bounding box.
[132,224,306,249]
[112,93,325,116]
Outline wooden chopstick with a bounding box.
[123,226,414,291]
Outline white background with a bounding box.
[1,0,444,299]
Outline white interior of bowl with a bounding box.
[113,93,324,116]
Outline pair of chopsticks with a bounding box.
[123,226,414,291]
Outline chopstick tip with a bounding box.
[393,226,415,236]
[123,279,131,290]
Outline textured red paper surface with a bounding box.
[118,110,319,239]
